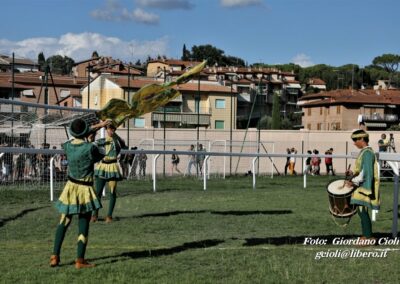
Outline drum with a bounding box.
[327,179,356,218]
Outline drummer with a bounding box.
[345,129,380,240]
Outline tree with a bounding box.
[188,44,245,66]
[46,55,75,75]
[258,115,272,129]
[373,54,400,73]
[37,52,46,72]
[271,92,281,129]
[134,59,142,66]
[92,51,99,58]
[372,53,400,85]
[181,44,190,61]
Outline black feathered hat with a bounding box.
[69,118,90,138]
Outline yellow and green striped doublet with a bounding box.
[94,135,123,180]
[55,139,104,215]
[350,147,380,210]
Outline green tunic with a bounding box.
[94,134,124,180]
[350,146,380,210]
[55,139,105,215]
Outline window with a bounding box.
[327,107,330,115]
[195,99,200,113]
[134,118,145,128]
[22,90,34,97]
[215,120,225,129]
[320,107,323,115]
[307,108,311,116]
[60,89,70,98]
[317,123,322,130]
[215,99,226,109]
[307,123,311,130]
[336,106,341,114]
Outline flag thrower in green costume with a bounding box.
[96,60,207,127]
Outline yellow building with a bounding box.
[81,74,237,129]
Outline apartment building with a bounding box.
[81,74,236,130]
[298,89,400,130]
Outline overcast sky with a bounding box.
[0,0,399,67]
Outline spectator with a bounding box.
[138,150,147,178]
[289,147,297,175]
[128,146,138,178]
[325,148,335,176]
[311,149,321,175]
[284,148,290,175]
[304,150,312,175]
[378,134,388,152]
[119,146,130,177]
[185,144,196,176]
[171,149,181,175]
[197,144,206,175]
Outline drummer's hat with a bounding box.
[69,118,90,138]
[351,129,368,140]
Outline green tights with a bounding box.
[93,178,117,218]
[53,212,91,258]
[358,206,372,238]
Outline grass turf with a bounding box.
[0,175,399,283]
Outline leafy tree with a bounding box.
[258,115,272,129]
[187,44,245,66]
[37,52,46,72]
[372,54,400,73]
[46,55,75,75]
[134,59,142,66]
[372,53,400,85]
[281,117,292,129]
[271,92,281,129]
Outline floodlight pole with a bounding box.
[11,52,15,144]
[163,67,166,177]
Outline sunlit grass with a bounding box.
[0,175,399,283]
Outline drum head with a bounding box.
[327,179,353,195]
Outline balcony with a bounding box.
[152,111,211,126]
[362,114,398,122]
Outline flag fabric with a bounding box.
[96,60,206,127]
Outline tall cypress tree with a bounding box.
[37,52,46,72]
[271,92,281,129]
[182,44,190,61]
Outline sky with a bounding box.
[0,0,399,67]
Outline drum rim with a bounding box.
[326,178,354,196]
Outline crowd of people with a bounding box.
[0,142,69,182]
[285,147,336,176]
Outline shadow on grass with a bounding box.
[0,206,49,228]
[121,209,293,219]
[87,239,225,266]
[243,232,396,246]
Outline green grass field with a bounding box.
[1,175,399,283]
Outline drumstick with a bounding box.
[339,165,352,189]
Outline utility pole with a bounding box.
[87,63,91,109]
[127,65,131,148]
[163,67,166,177]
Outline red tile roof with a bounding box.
[308,78,326,85]
[299,89,400,106]
[0,72,87,87]
[108,77,235,94]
